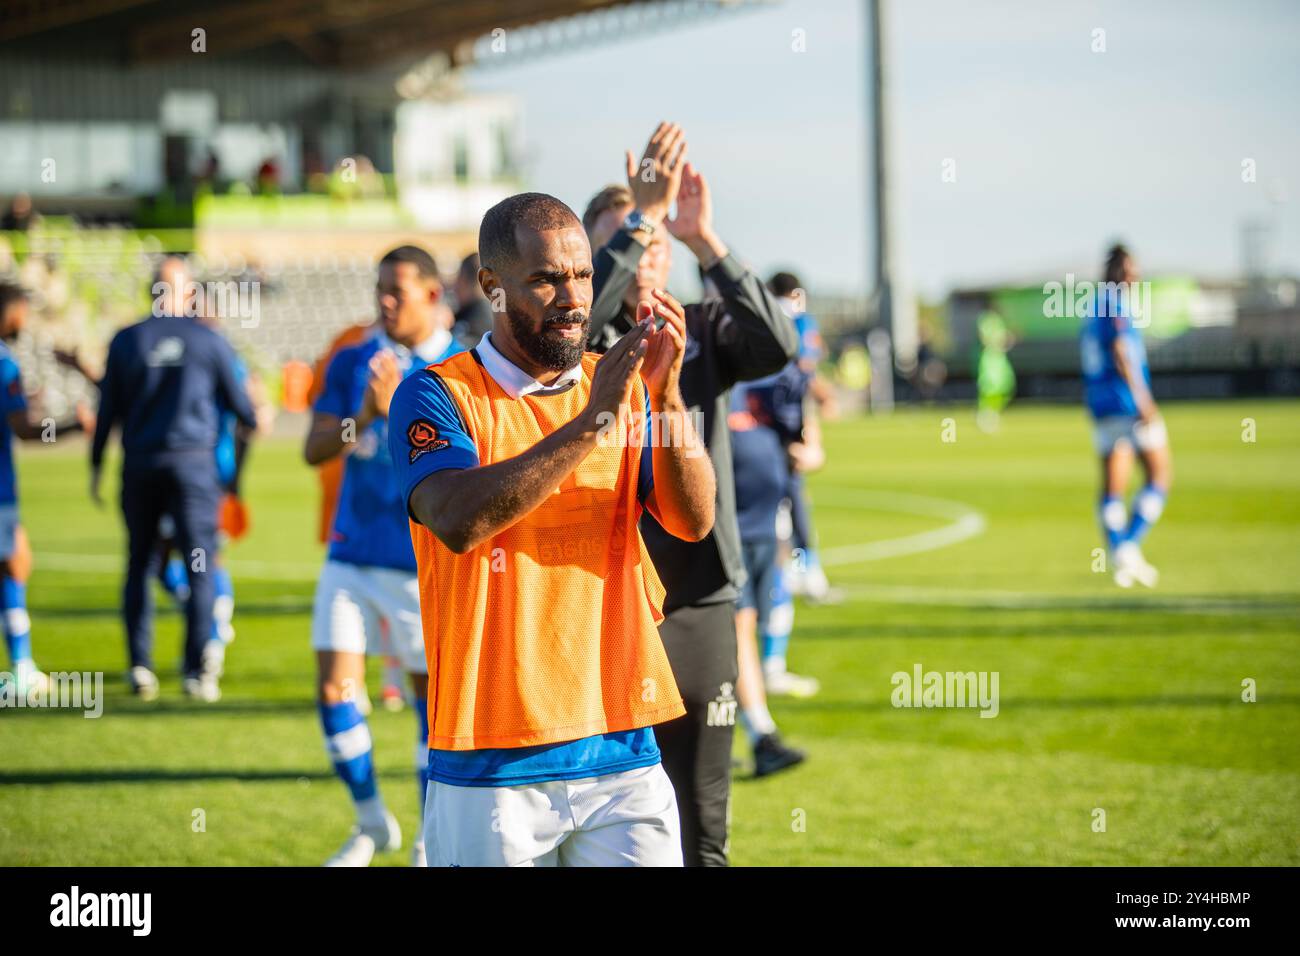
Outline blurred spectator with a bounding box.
[912,324,948,401]
[451,253,492,347]
[256,157,281,195]
[1,194,40,233]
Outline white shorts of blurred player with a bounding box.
[1092,415,1168,457]
[425,762,682,867]
[310,559,426,673]
[0,503,17,561]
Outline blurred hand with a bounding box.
[667,164,728,266]
[361,351,402,423]
[247,375,276,435]
[666,163,712,244]
[1137,396,1159,425]
[74,401,96,435]
[789,441,826,474]
[626,122,687,225]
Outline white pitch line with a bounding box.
[35,490,988,580]
[834,583,1296,613]
[813,490,987,566]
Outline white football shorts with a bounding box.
[425,762,683,867]
[1093,415,1168,456]
[310,559,426,673]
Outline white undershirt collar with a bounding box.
[475,331,582,400]
[379,327,451,367]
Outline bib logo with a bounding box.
[407,419,449,464]
[706,681,737,727]
[50,886,151,936]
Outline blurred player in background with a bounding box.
[90,256,257,702]
[582,123,800,865]
[59,282,269,691]
[975,309,1016,433]
[309,319,375,546]
[392,192,715,867]
[450,252,493,348]
[154,334,270,681]
[308,311,407,713]
[303,245,461,866]
[0,282,93,698]
[728,380,808,776]
[765,271,836,606]
[1081,243,1172,589]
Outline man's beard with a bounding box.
[505,304,590,372]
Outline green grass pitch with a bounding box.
[1,399,1297,865]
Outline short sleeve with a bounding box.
[637,387,654,506]
[0,357,26,414]
[313,350,353,420]
[796,314,824,364]
[388,369,480,514]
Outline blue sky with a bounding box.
[467,0,1300,299]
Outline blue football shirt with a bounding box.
[315,331,462,571]
[0,342,27,506]
[1080,287,1150,419]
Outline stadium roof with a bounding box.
[0,0,758,70]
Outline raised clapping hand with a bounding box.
[626,122,688,226]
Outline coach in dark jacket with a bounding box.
[582,125,799,866]
[90,256,256,700]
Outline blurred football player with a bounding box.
[729,380,809,775]
[1080,244,1172,588]
[304,245,462,866]
[976,309,1016,433]
[0,283,92,698]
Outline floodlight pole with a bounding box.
[868,0,917,412]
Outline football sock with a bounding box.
[1125,484,1166,546]
[2,576,33,670]
[211,566,234,644]
[741,702,777,746]
[318,700,383,823]
[161,556,190,604]
[762,571,795,663]
[1099,495,1127,552]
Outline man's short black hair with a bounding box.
[0,281,29,315]
[479,192,582,272]
[379,244,439,281]
[768,271,803,297]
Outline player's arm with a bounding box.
[304,351,400,465]
[399,323,652,555]
[211,336,258,432]
[1,359,91,442]
[6,409,89,442]
[641,290,715,541]
[1110,327,1157,422]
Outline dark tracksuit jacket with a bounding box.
[92,314,256,675]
